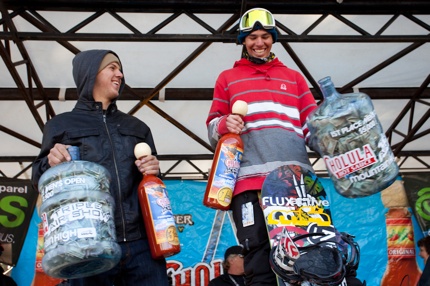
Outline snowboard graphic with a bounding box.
[261,165,349,286]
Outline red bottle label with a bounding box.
[36,225,44,272]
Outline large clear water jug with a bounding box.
[38,146,121,279]
[307,77,399,198]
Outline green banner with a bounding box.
[403,172,430,237]
[0,177,38,265]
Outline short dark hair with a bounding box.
[418,236,430,254]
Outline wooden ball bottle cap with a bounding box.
[134,142,152,159]
[232,100,248,116]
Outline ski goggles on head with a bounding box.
[239,8,276,32]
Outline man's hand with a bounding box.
[226,114,244,134]
[135,155,160,176]
[47,143,72,167]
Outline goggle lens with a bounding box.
[239,8,275,32]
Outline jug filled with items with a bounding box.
[38,146,121,279]
[307,76,399,198]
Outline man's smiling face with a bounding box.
[243,29,273,59]
[93,61,123,108]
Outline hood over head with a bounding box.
[72,49,125,102]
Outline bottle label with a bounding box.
[318,110,397,184]
[36,225,45,272]
[207,142,243,207]
[40,174,100,201]
[41,197,115,251]
[324,144,378,179]
[145,181,180,245]
[329,112,377,138]
[309,107,398,196]
[386,217,415,259]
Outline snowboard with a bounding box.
[261,164,348,286]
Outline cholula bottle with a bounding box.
[33,223,64,286]
[134,143,180,259]
[307,76,399,198]
[203,100,248,210]
[381,207,421,285]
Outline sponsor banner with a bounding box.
[403,172,430,237]
[0,177,38,265]
[325,177,425,285]
[12,178,426,286]
[165,180,238,286]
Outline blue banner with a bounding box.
[165,180,238,285]
[321,177,425,285]
[13,178,426,285]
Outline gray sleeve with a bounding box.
[207,116,221,149]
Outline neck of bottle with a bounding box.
[318,76,338,99]
[141,168,155,178]
[67,146,80,160]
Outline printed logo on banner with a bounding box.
[168,260,223,285]
[0,178,38,265]
[174,214,194,233]
[403,173,430,237]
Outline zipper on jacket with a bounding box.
[103,113,127,241]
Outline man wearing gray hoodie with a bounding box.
[32,50,169,285]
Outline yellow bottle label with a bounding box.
[145,181,178,244]
[207,142,243,206]
[386,218,415,259]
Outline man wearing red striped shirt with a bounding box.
[206,8,318,286]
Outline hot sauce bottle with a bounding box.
[203,100,248,210]
[380,207,422,285]
[33,223,64,286]
[134,143,181,259]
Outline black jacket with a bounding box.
[32,49,157,242]
[0,273,17,286]
[208,274,245,286]
[418,260,430,286]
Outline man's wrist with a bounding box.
[217,115,229,136]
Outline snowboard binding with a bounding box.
[269,229,360,285]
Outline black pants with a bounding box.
[231,191,278,286]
